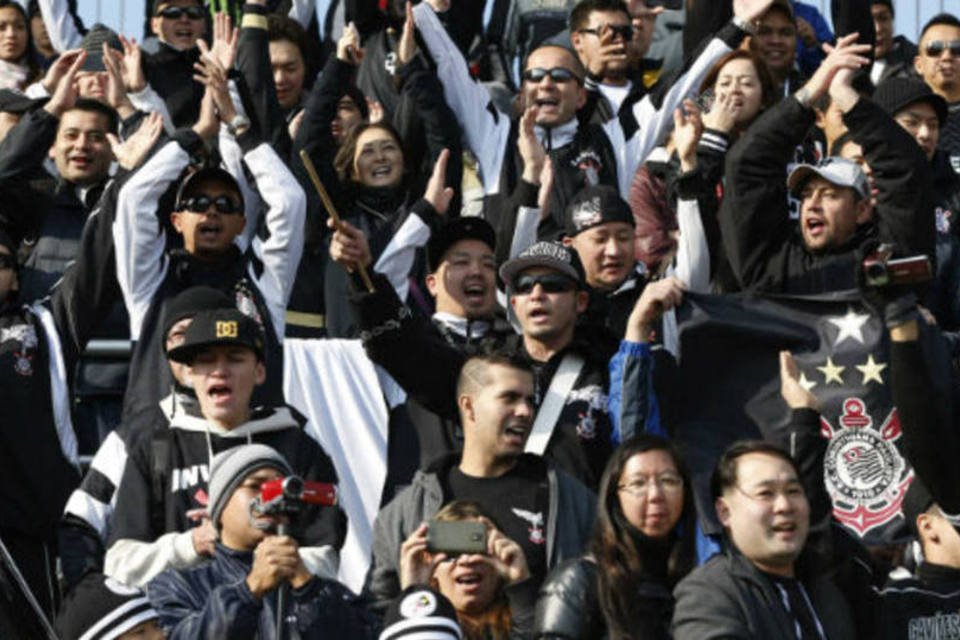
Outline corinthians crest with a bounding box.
[821,397,912,536]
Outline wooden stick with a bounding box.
[299,149,375,293]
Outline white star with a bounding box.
[798,372,817,392]
[817,358,846,385]
[856,355,887,385]
[828,308,870,346]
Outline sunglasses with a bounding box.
[925,40,960,57]
[157,6,205,20]
[178,195,242,215]
[522,67,581,84]
[0,254,15,270]
[578,24,634,40]
[513,273,577,294]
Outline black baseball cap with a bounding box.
[167,308,265,364]
[427,217,496,272]
[175,166,244,213]
[160,286,235,350]
[564,184,635,237]
[902,475,960,536]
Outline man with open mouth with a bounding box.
[104,308,344,590]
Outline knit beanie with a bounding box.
[56,573,158,640]
[207,443,292,531]
[379,586,463,640]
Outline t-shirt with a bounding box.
[445,461,550,587]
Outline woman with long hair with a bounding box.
[534,435,697,639]
[399,501,535,640]
[0,0,38,90]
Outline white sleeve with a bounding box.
[299,545,339,580]
[114,140,186,339]
[63,431,128,541]
[412,2,511,194]
[243,143,307,342]
[24,81,49,98]
[218,128,263,252]
[37,0,84,52]
[603,36,733,197]
[510,207,540,259]
[128,85,176,134]
[673,197,711,293]
[287,0,317,30]
[104,532,201,588]
[373,212,431,301]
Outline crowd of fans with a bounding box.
[3,0,960,637]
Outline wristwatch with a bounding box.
[227,114,251,136]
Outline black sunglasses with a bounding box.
[157,6,205,20]
[178,195,242,215]
[0,254,15,270]
[513,273,577,294]
[925,40,960,58]
[578,24,634,40]
[522,67,581,84]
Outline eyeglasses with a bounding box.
[513,273,577,294]
[178,195,242,215]
[522,67,581,85]
[618,473,683,496]
[578,24,634,40]
[157,6,205,20]
[925,40,960,58]
[0,254,14,270]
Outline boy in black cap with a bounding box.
[147,443,374,639]
[114,67,305,422]
[104,307,343,588]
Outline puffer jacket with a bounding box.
[148,543,375,639]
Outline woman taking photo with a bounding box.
[399,501,535,640]
[534,435,697,639]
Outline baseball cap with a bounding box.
[166,308,265,364]
[564,184,634,237]
[379,586,463,640]
[207,443,292,531]
[902,475,960,536]
[56,573,159,640]
[873,77,948,125]
[787,157,870,200]
[175,166,245,213]
[427,217,496,272]
[160,286,235,351]
[499,240,586,288]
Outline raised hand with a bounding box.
[108,111,163,170]
[732,0,775,24]
[194,41,237,124]
[673,100,702,173]
[397,1,417,66]
[366,97,384,124]
[424,148,455,215]
[518,105,545,184]
[328,218,372,271]
[210,11,239,71]
[40,48,83,95]
[702,90,739,134]
[779,350,820,411]
[484,524,529,585]
[399,523,448,588]
[626,276,685,343]
[192,87,219,141]
[336,21,364,65]
[583,24,629,78]
[796,33,871,107]
[118,34,146,93]
[43,50,86,118]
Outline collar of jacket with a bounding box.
[211,542,255,578]
[422,450,549,479]
[535,118,578,152]
[170,245,245,279]
[158,389,201,419]
[168,405,301,436]
[609,265,647,298]
[432,312,491,340]
[917,561,960,587]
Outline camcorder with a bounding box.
[249,476,337,530]
[862,245,932,288]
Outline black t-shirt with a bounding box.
[445,461,550,587]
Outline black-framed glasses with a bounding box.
[925,39,960,58]
[179,195,242,215]
[0,254,15,270]
[522,67,581,85]
[513,273,576,294]
[157,6,205,20]
[578,24,634,40]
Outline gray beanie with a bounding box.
[207,444,292,531]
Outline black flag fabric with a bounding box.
[672,290,912,546]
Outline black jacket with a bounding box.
[877,562,960,640]
[142,43,203,129]
[148,542,375,639]
[720,95,935,294]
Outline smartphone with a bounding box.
[694,87,715,114]
[426,520,487,555]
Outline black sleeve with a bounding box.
[106,432,156,545]
[682,0,732,61]
[349,273,466,420]
[236,6,292,160]
[890,324,960,514]
[0,107,57,181]
[719,97,813,290]
[846,98,936,259]
[831,0,875,44]
[57,516,105,591]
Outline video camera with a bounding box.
[862,245,932,288]
[249,476,337,525]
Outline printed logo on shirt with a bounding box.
[566,385,607,440]
[511,508,545,545]
[907,611,960,640]
[171,464,210,493]
[13,352,32,376]
[571,150,602,186]
[1,323,37,348]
